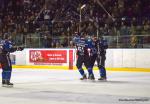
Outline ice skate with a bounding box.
[88,74,95,80]
[2,80,13,88]
[2,80,7,87]
[98,77,107,81]
[80,74,87,80]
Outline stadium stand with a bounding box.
[0,0,150,48]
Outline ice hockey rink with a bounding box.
[0,69,150,104]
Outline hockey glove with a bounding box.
[17,47,24,51]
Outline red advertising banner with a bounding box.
[69,50,73,70]
[29,50,67,64]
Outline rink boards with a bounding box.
[12,65,150,72]
[6,48,150,72]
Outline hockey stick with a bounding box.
[96,0,115,21]
[33,5,45,24]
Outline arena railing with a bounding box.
[15,34,149,48]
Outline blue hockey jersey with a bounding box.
[0,40,17,54]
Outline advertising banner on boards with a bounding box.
[29,50,67,65]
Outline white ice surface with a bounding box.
[0,69,150,104]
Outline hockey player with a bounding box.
[0,34,24,87]
[72,32,80,46]
[86,36,97,80]
[96,36,108,80]
[75,33,94,80]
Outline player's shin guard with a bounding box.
[2,71,6,80]
[98,66,107,80]
[6,71,12,81]
[88,67,93,75]
[78,68,85,76]
[100,68,106,77]
[2,71,13,87]
[2,71,7,86]
[78,68,87,80]
[88,67,95,80]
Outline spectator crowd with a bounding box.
[0,0,150,48]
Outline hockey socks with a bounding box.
[99,67,106,78]
[87,67,94,75]
[87,67,95,80]
[78,68,85,76]
[2,71,13,87]
[2,71,11,80]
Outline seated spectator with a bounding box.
[130,34,138,48]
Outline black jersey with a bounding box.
[96,38,108,55]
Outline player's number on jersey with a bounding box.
[78,46,84,52]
